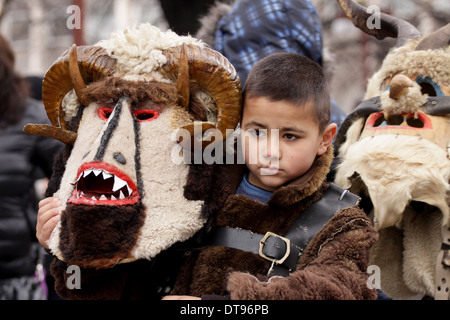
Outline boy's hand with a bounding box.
[36,197,62,249]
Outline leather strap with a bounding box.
[284,183,360,252]
[271,183,360,276]
[207,228,298,269]
[205,183,361,276]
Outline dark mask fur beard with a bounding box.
[59,202,145,269]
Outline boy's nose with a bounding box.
[263,136,280,160]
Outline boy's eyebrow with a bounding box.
[244,121,267,128]
[281,126,306,133]
[244,121,307,134]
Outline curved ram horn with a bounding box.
[416,23,450,51]
[176,44,190,112]
[160,44,242,146]
[25,45,117,144]
[69,44,89,107]
[337,0,421,47]
[43,45,116,129]
[23,123,77,145]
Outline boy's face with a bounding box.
[240,97,336,191]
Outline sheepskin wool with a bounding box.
[378,81,427,118]
[57,24,209,128]
[58,23,205,125]
[58,202,145,269]
[48,100,141,262]
[57,24,221,133]
[365,39,450,99]
[129,107,205,260]
[48,104,103,260]
[335,134,450,230]
[335,133,450,299]
[370,206,443,299]
[97,24,205,80]
[62,90,80,122]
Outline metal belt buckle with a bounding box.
[259,231,291,264]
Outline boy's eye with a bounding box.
[283,134,298,141]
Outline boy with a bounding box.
[167,52,378,299]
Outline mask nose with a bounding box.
[389,74,414,101]
[113,152,126,165]
[383,74,428,118]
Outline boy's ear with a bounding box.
[317,123,337,156]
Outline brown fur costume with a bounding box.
[172,147,379,299]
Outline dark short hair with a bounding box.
[243,52,330,132]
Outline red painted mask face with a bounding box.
[360,111,450,150]
[52,97,207,268]
[358,74,450,151]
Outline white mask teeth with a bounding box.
[112,176,127,192]
[102,171,113,180]
[75,168,134,201]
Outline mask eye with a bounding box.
[381,78,391,92]
[418,82,437,96]
[134,109,159,122]
[98,107,113,120]
[415,75,444,96]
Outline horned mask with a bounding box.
[333,0,450,299]
[25,24,242,269]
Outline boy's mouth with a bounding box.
[260,167,280,176]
